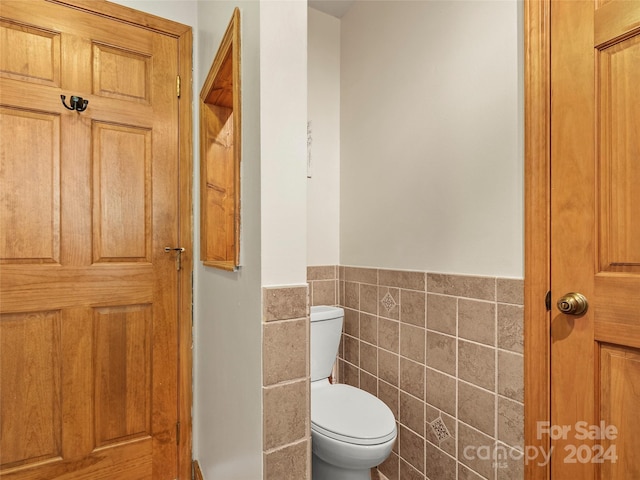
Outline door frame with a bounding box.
[49,1,194,478]
[524,0,551,479]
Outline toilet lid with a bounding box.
[311,384,397,445]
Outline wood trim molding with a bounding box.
[199,8,241,271]
[524,0,551,479]
[177,26,194,480]
[47,0,191,36]
[193,460,205,480]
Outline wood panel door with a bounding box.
[0,1,190,478]
[550,0,640,478]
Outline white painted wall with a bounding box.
[111,0,197,29]
[340,0,524,278]
[307,8,341,266]
[260,1,308,287]
[195,2,263,479]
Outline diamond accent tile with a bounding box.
[429,416,451,442]
[381,292,397,312]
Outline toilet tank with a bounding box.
[310,305,344,382]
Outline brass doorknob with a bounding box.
[557,292,588,315]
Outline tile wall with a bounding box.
[262,286,311,480]
[307,266,524,480]
[308,265,340,306]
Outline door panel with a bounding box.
[92,43,152,104]
[0,19,61,87]
[94,304,152,447]
[598,32,640,270]
[92,121,152,263]
[0,107,60,263]
[0,1,180,478]
[0,311,62,469]
[600,346,640,480]
[551,0,640,478]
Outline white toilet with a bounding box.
[310,305,397,480]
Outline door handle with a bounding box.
[164,247,185,271]
[557,292,588,315]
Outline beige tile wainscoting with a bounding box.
[262,285,311,479]
[308,266,524,480]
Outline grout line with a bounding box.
[458,418,497,441]
[455,296,460,480]
[494,283,500,480]
[264,316,309,325]
[496,439,525,454]
[496,393,524,407]
[263,376,309,389]
[263,436,309,455]
[445,331,498,349]
[396,289,402,480]
[496,346,524,356]
[422,279,427,478]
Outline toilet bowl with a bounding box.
[310,306,397,480]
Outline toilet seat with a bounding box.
[311,384,397,446]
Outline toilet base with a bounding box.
[312,452,372,480]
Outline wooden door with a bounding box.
[0,1,187,478]
[550,0,640,478]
